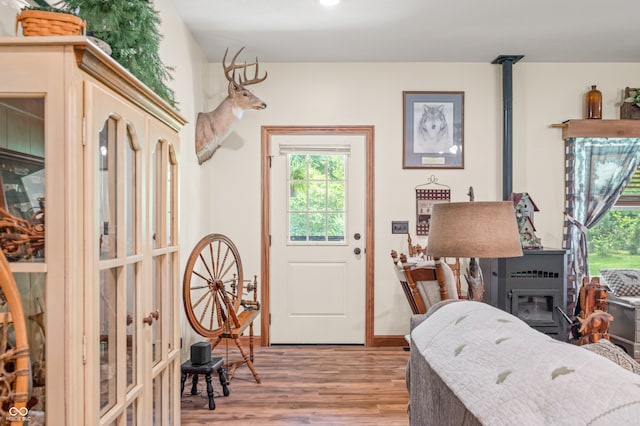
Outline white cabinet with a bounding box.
[0,36,186,425]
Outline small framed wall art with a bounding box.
[402,91,464,169]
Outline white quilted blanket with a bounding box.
[411,301,640,425]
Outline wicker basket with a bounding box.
[15,10,86,36]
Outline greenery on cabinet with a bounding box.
[64,0,177,107]
[15,0,177,107]
[44,0,175,108]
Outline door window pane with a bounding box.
[125,126,137,256]
[289,154,307,180]
[328,155,345,180]
[328,213,345,241]
[168,363,175,424]
[11,273,45,416]
[99,118,118,260]
[99,268,118,414]
[151,142,159,248]
[308,154,325,179]
[0,149,45,261]
[167,254,174,350]
[308,212,326,241]
[167,159,174,245]
[308,181,326,210]
[289,182,307,210]
[126,263,136,389]
[287,153,346,243]
[0,97,44,156]
[327,182,345,210]
[152,256,162,364]
[153,374,162,425]
[126,401,136,426]
[289,213,306,241]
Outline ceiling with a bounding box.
[168,0,639,64]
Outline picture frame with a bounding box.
[402,91,464,169]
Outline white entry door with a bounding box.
[270,134,366,344]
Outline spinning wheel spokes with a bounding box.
[183,233,262,384]
[183,234,243,338]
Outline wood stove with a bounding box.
[481,249,568,340]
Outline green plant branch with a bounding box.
[23,0,178,108]
[624,89,640,107]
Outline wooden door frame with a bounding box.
[260,125,375,346]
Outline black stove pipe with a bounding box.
[492,55,524,201]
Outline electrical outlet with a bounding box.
[391,221,409,234]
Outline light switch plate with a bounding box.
[391,221,409,234]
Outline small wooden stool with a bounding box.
[180,357,230,410]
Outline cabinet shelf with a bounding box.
[9,261,46,273]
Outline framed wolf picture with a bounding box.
[402,91,464,169]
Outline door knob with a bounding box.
[354,233,361,240]
[354,247,361,255]
[142,309,160,325]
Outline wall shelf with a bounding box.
[551,119,640,139]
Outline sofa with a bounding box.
[408,300,640,425]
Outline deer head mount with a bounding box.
[195,47,268,164]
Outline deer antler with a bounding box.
[223,47,268,87]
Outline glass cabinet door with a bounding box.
[0,41,185,426]
[87,83,147,426]
[97,117,143,421]
[149,128,180,424]
[0,97,47,422]
[0,98,45,262]
[86,82,180,426]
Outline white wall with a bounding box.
[152,0,208,355]
[2,3,640,339]
[0,4,18,34]
[204,61,640,336]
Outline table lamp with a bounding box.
[426,201,523,301]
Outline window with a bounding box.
[288,153,346,243]
[588,166,640,276]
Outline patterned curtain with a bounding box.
[563,137,640,313]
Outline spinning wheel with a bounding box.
[183,234,261,383]
[183,233,244,338]
[0,252,30,424]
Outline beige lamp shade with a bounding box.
[426,201,523,259]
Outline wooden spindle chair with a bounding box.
[391,250,458,314]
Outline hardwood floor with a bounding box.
[180,345,410,425]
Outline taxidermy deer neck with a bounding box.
[195,47,268,164]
